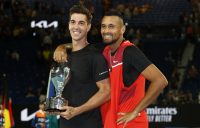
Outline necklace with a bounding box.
[109,52,112,72]
[109,49,118,72]
[108,39,125,72]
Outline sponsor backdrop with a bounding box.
[12,104,200,128]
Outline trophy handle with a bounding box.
[63,67,71,85]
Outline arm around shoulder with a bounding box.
[53,43,72,63]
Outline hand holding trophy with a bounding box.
[45,63,70,112]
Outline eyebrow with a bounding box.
[70,19,86,23]
[101,23,116,26]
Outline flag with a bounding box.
[8,98,14,127]
[2,74,7,111]
[2,95,11,128]
[2,74,15,128]
[3,95,6,110]
[3,108,11,128]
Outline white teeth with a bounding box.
[72,31,80,36]
[104,35,112,38]
[73,31,79,34]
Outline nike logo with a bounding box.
[113,60,118,63]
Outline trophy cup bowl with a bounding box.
[45,65,70,112]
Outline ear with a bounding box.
[121,25,126,34]
[87,24,91,32]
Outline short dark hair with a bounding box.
[104,9,125,24]
[69,4,92,24]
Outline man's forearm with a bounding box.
[133,81,166,114]
[131,64,168,115]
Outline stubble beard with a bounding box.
[102,35,118,46]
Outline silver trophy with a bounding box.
[45,64,70,112]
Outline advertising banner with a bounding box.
[12,105,200,128]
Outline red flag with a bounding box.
[8,98,14,127]
[3,95,6,110]
[2,74,15,127]
[2,74,7,110]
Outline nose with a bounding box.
[73,23,79,29]
[70,22,79,30]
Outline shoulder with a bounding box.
[123,45,151,64]
[124,45,139,55]
[120,40,135,53]
[87,44,100,52]
[87,44,103,56]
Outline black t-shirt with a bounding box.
[122,46,152,87]
[60,44,109,128]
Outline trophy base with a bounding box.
[45,108,66,112]
[45,97,68,112]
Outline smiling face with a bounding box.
[69,13,91,42]
[101,16,125,45]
